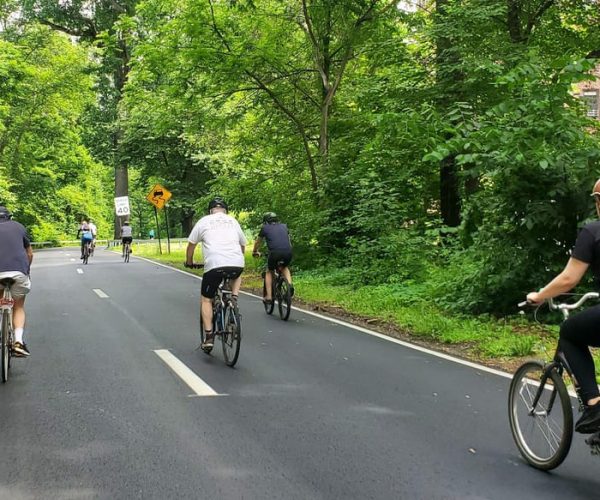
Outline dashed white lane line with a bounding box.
[77,268,84,274]
[70,258,76,262]
[154,349,221,397]
[135,256,511,380]
[93,289,109,298]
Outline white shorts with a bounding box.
[0,271,31,298]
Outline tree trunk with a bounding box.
[440,156,461,227]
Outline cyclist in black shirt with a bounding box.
[527,179,600,433]
[0,207,33,356]
[252,212,293,305]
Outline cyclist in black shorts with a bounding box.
[527,178,600,434]
[252,212,293,305]
[186,198,247,351]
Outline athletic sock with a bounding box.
[14,328,23,344]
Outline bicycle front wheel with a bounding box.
[1,311,10,383]
[277,278,292,321]
[222,304,241,367]
[508,361,573,470]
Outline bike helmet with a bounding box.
[123,220,130,225]
[262,212,278,224]
[208,197,228,213]
[0,206,12,220]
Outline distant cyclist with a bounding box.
[77,219,93,259]
[526,178,600,434]
[120,220,133,256]
[0,207,33,357]
[252,212,293,305]
[185,197,247,352]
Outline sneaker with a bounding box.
[263,298,273,306]
[12,342,30,357]
[575,402,600,433]
[201,333,214,352]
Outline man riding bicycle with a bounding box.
[185,197,247,352]
[252,212,293,305]
[120,220,133,256]
[77,219,93,259]
[527,178,600,434]
[0,207,33,357]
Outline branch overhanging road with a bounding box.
[0,248,598,499]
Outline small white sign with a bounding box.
[114,196,130,216]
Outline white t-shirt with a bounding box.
[188,213,247,272]
[88,222,97,236]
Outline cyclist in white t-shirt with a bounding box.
[185,197,247,351]
[120,221,133,257]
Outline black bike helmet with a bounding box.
[0,206,12,220]
[207,197,228,213]
[262,212,278,224]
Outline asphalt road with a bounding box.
[0,248,599,500]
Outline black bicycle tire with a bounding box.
[508,360,573,470]
[277,278,292,321]
[83,243,89,264]
[124,244,130,263]
[222,304,241,367]
[263,279,274,315]
[1,311,9,383]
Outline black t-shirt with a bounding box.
[258,223,292,253]
[571,221,600,286]
[0,219,31,275]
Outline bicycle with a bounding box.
[185,264,242,367]
[82,240,92,265]
[255,255,292,321]
[0,278,15,383]
[510,292,600,470]
[123,240,131,263]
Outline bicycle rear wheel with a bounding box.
[277,278,292,321]
[124,244,130,263]
[83,243,89,264]
[508,361,573,470]
[222,304,241,367]
[1,311,10,383]
[262,276,274,315]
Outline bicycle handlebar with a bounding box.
[549,292,599,311]
[518,292,600,314]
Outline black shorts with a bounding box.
[201,267,243,298]
[122,237,133,244]
[267,251,292,271]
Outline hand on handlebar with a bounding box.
[525,291,544,306]
[184,262,203,269]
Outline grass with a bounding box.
[127,240,600,380]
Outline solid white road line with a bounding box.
[93,288,109,298]
[154,349,221,396]
[136,256,512,380]
[77,268,84,274]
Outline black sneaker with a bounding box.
[201,333,214,352]
[12,342,30,357]
[575,402,600,433]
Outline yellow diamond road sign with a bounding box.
[146,184,172,210]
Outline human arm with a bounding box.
[26,245,33,265]
[252,237,263,256]
[527,257,589,304]
[186,242,197,266]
